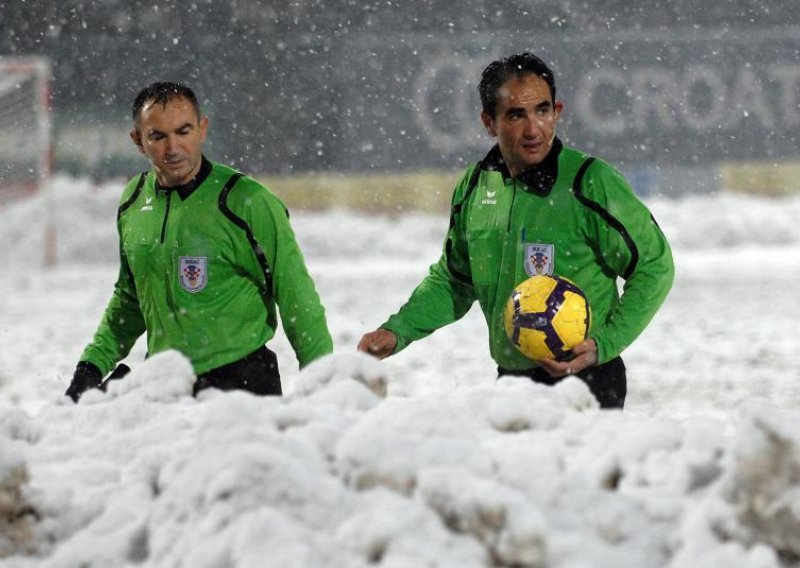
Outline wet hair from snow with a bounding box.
[478,52,557,118]
[131,82,201,124]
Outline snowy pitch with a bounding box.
[1,177,800,566]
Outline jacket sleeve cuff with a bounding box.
[590,334,615,366]
[379,325,406,355]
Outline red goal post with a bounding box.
[0,56,54,264]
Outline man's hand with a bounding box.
[537,339,598,378]
[357,329,398,360]
[100,364,131,391]
[65,361,103,402]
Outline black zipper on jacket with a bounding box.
[507,178,518,233]
[160,190,172,244]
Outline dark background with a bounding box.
[2,0,799,178]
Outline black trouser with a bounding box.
[193,345,282,396]
[498,356,626,409]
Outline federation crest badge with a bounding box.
[524,244,554,276]
[179,256,208,293]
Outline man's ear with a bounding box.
[129,128,145,155]
[480,110,496,137]
[198,115,209,143]
[554,100,564,119]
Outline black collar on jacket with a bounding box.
[155,155,212,200]
[479,138,563,196]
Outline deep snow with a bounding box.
[1,176,800,567]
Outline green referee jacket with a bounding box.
[382,139,674,370]
[80,157,333,376]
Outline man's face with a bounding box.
[130,96,208,187]
[481,73,563,178]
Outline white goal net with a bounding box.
[0,56,51,203]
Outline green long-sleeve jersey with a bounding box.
[382,140,674,369]
[81,158,333,376]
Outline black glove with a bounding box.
[65,361,103,402]
[99,364,131,391]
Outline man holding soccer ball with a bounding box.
[358,52,674,408]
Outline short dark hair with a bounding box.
[131,82,201,124]
[478,53,557,118]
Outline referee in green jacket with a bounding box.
[66,82,333,401]
[358,53,674,408]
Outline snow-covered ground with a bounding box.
[1,176,800,566]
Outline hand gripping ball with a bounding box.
[503,275,591,361]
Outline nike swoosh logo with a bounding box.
[486,191,496,198]
[146,197,153,204]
